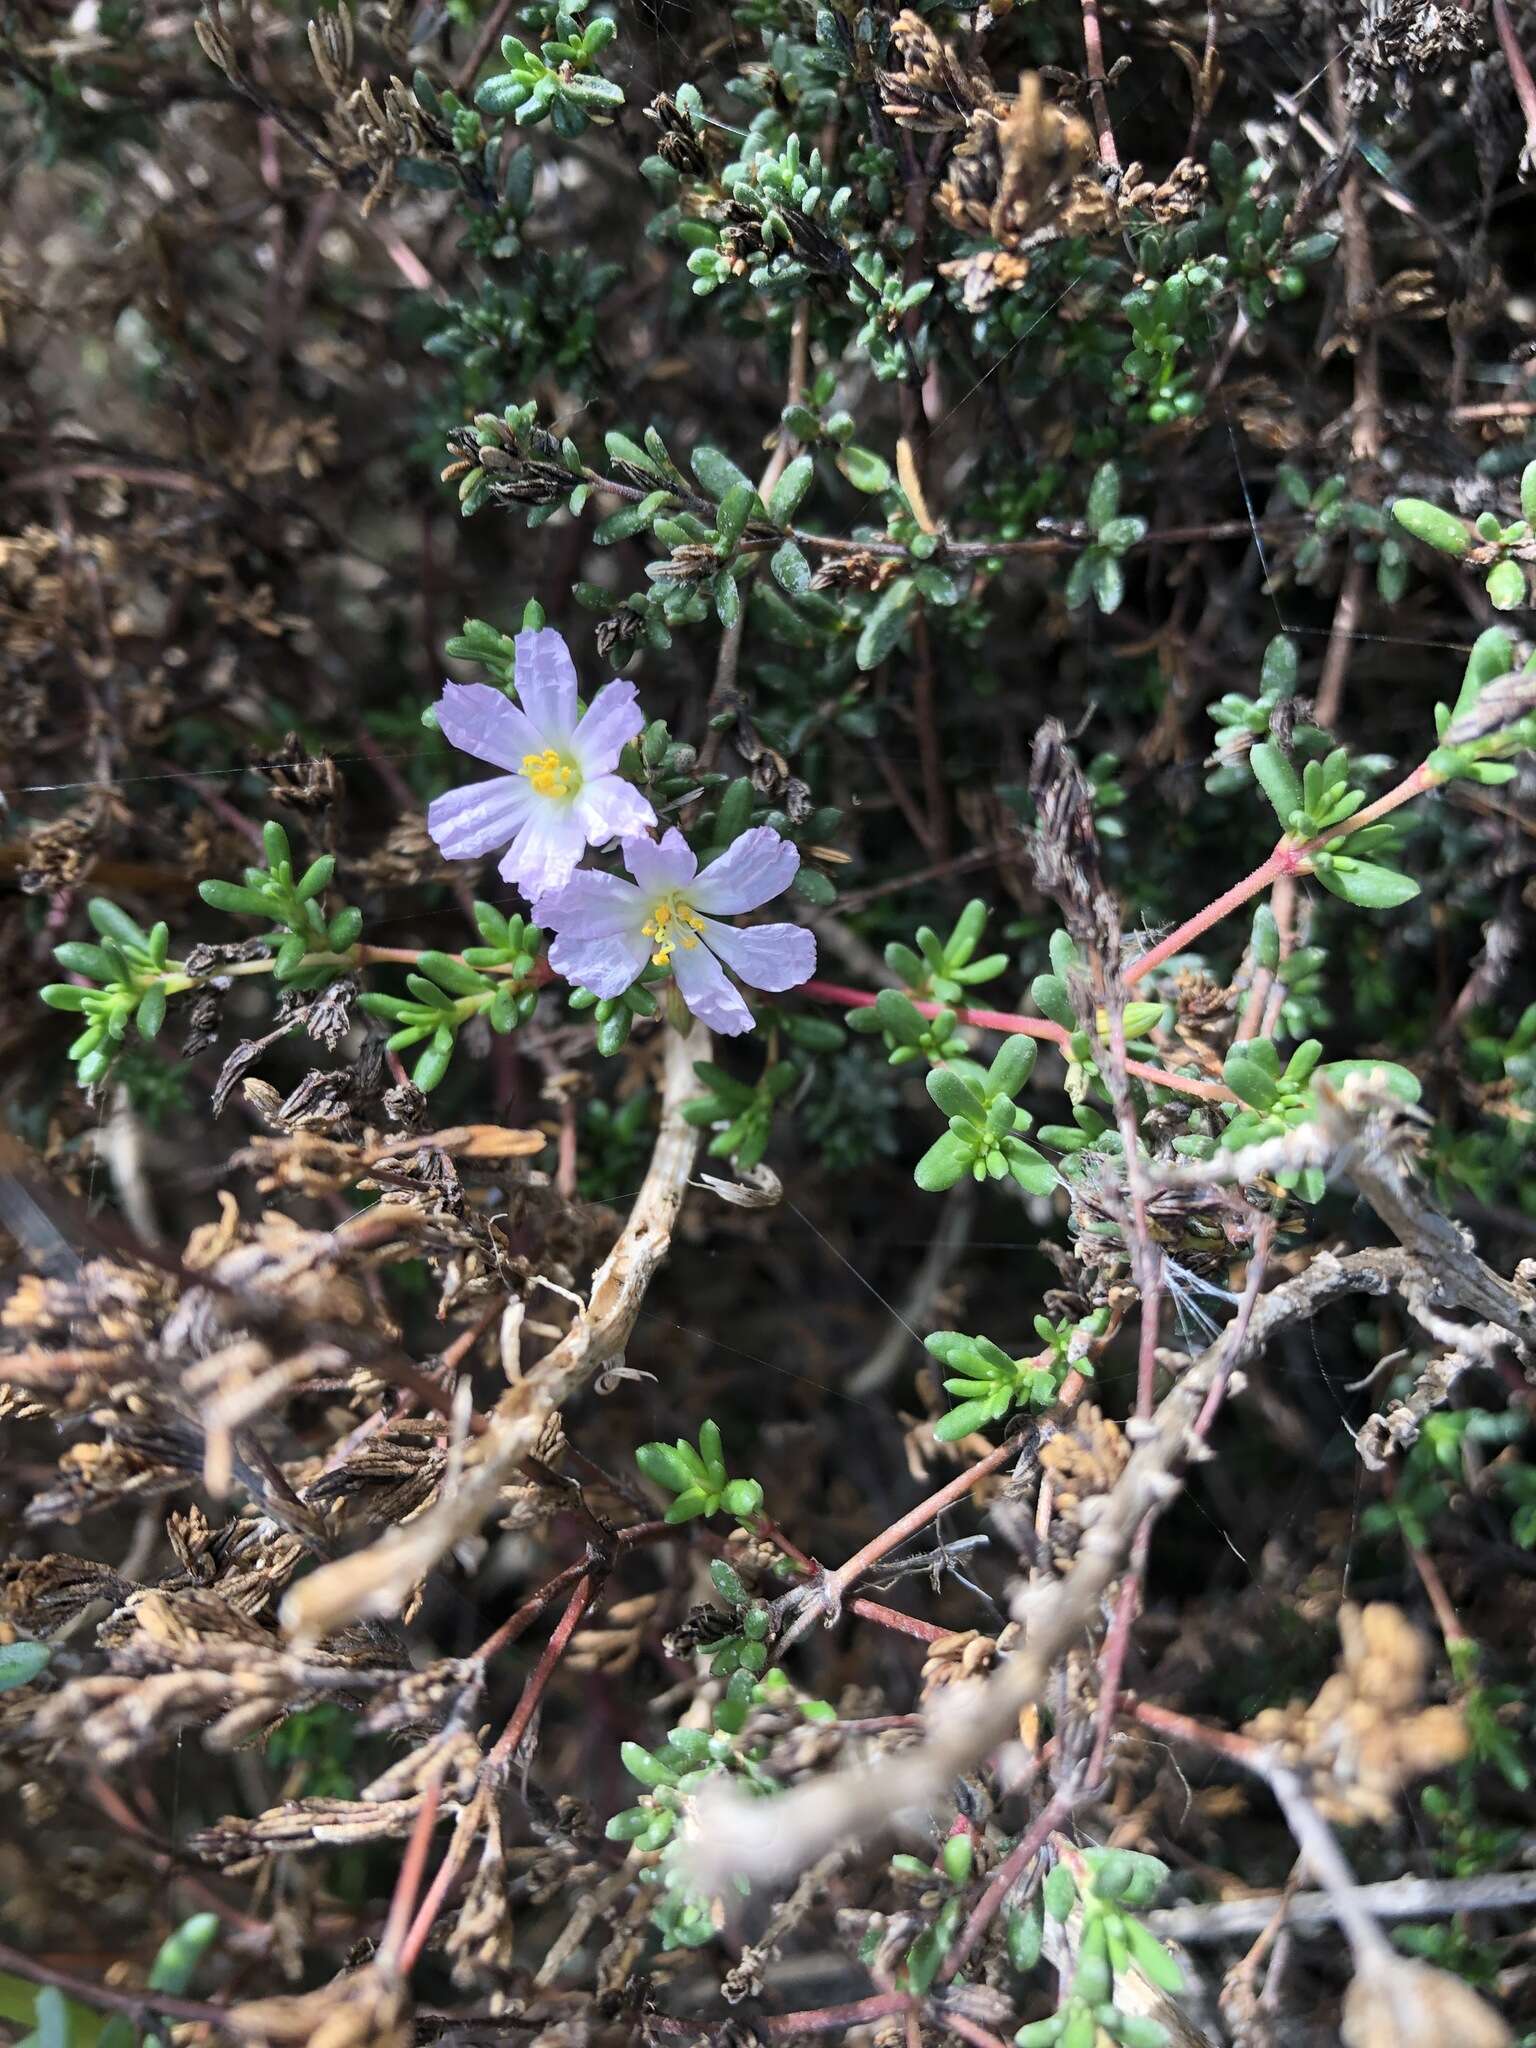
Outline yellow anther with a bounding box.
[520,748,581,799]
[644,892,704,971]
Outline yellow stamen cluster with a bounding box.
[521,748,581,799]
[641,896,705,967]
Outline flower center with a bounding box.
[521,748,582,801]
[641,894,706,967]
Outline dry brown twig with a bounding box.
[280,1019,707,1639]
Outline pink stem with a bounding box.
[487,1574,597,1766]
[821,1437,1016,1597]
[1123,849,1288,989]
[801,977,1062,1044]
[377,1769,445,1973]
[797,979,1235,1106]
[1124,759,1437,991]
[849,1596,951,1642]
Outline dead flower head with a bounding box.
[1039,1402,1130,1548]
[1243,1603,1467,1824]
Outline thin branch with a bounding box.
[556,461,1298,563]
[1080,0,1121,169]
[1122,760,1438,988]
[0,1939,231,2030]
[647,1991,911,2038]
[1149,1869,1536,1945]
[377,1767,445,1972]
[942,2015,1013,2048]
[849,1596,952,1642]
[486,1573,599,1767]
[454,0,519,93]
[1313,554,1369,732]
[774,1437,1017,1655]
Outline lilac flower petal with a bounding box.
[514,628,579,742]
[532,867,648,939]
[427,775,534,862]
[696,917,816,993]
[673,936,756,1035]
[571,679,645,775]
[687,826,800,914]
[624,826,697,899]
[498,805,592,896]
[574,775,657,847]
[548,926,653,999]
[437,683,541,773]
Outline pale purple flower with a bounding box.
[534,826,817,1036]
[427,628,656,897]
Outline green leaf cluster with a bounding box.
[925,1306,1109,1442]
[913,1034,1056,1195]
[1426,627,1536,786]
[1216,1036,1420,1202]
[357,904,542,1089]
[41,898,177,1088]
[844,901,1007,1065]
[1275,470,1409,600]
[1119,262,1220,425]
[689,1557,776,1678]
[1205,141,1337,317]
[635,1418,765,1525]
[682,1056,797,1171]
[1393,462,1536,611]
[1016,1850,1179,2048]
[1246,745,1418,908]
[449,402,596,523]
[1065,463,1146,615]
[198,819,363,985]
[473,7,622,138]
[567,974,659,1057]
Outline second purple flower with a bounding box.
[534,826,817,1037]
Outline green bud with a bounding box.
[721,1477,765,1520]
